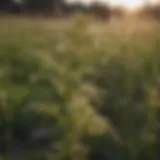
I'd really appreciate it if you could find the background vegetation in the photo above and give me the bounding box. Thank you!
[0,0,160,160]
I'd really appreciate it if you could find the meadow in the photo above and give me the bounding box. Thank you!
[0,15,160,160]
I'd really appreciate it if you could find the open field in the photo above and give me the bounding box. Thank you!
[0,15,159,57]
[0,15,160,160]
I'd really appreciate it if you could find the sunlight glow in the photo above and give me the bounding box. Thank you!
[67,0,157,9]
[109,0,145,8]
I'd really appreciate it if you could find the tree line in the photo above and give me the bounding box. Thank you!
[0,0,160,20]
[0,0,111,20]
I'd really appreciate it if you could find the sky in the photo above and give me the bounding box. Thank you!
[109,0,145,8]
[67,0,159,9]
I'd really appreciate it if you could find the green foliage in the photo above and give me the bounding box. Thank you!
[0,16,160,160]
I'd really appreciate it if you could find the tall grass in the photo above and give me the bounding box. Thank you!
[0,16,160,160]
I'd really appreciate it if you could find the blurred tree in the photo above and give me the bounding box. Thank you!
[137,4,160,20]
[111,7,126,19]
[24,0,66,15]
[0,0,11,10]
[89,2,111,21]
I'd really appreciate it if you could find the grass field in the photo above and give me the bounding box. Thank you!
[0,15,159,59]
[0,15,160,160]
[0,16,160,50]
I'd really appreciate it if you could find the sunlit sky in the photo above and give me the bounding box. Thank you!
[67,0,159,9]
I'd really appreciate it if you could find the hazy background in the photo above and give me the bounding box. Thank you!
[0,0,160,160]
